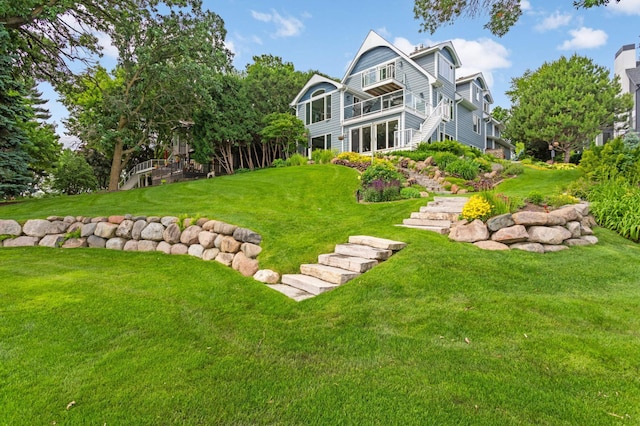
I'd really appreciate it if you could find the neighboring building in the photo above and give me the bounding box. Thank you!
[614,43,640,136]
[290,31,514,159]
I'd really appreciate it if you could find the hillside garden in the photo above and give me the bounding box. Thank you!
[1,158,639,424]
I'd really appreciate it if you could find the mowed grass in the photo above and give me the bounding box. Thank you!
[1,164,640,424]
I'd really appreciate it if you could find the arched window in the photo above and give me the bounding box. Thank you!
[305,89,332,125]
[311,89,325,97]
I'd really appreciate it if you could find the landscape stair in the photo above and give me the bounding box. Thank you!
[397,196,469,234]
[269,235,406,301]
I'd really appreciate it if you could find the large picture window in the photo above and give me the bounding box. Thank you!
[311,134,332,151]
[305,90,332,125]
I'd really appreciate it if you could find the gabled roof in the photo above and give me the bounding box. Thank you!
[456,72,494,103]
[627,67,640,87]
[290,74,344,107]
[410,41,462,68]
[341,30,437,86]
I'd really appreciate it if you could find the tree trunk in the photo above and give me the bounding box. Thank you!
[563,148,571,163]
[108,138,124,191]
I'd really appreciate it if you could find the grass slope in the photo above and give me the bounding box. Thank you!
[1,164,639,424]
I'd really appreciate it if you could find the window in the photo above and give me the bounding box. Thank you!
[305,91,332,125]
[375,120,398,150]
[473,84,480,102]
[473,115,481,134]
[438,54,454,82]
[311,134,332,151]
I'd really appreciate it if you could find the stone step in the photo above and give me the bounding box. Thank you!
[420,205,464,214]
[281,274,340,295]
[318,253,378,273]
[266,284,315,301]
[433,196,469,204]
[334,243,392,260]
[396,224,450,234]
[348,235,407,251]
[300,263,361,285]
[403,217,452,227]
[413,211,461,221]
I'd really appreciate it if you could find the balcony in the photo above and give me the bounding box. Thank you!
[344,89,429,122]
[361,62,403,96]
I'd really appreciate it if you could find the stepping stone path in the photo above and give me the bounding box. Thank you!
[397,196,468,235]
[400,167,448,193]
[268,235,406,301]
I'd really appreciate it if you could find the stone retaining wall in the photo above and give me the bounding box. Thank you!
[0,215,266,278]
[449,203,599,253]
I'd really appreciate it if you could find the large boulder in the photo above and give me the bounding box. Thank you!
[213,221,237,235]
[131,220,147,240]
[62,237,87,248]
[106,237,127,250]
[527,226,572,245]
[156,241,172,254]
[39,234,65,248]
[163,223,182,244]
[123,240,139,251]
[253,269,280,284]
[48,221,70,234]
[510,242,545,253]
[512,211,549,226]
[565,221,582,238]
[486,213,514,232]
[180,225,202,245]
[241,242,262,259]
[87,235,106,248]
[0,219,21,236]
[95,222,119,239]
[170,243,189,255]
[215,252,235,266]
[220,236,242,253]
[491,225,528,244]
[232,252,259,277]
[549,206,580,223]
[108,215,126,224]
[449,219,489,243]
[161,216,178,227]
[233,227,263,245]
[22,219,51,237]
[198,231,217,249]
[141,222,165,241]
[116,220,135,239]
[473,240,510,251]
[80,222,97,238]
[138,240,158,252]
[4,236,39,247]
[188,244,205,258]
[202,248,220,261]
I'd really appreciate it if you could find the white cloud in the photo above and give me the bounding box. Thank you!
[376,27,391,39]
[608,0,640,15]
[535,11,573,31]
[520,0,532,11]
[558,27,608,50]
[451,38,511,88]
[96,32,118,58]
[250,9,304,38]
[393,37,510,89]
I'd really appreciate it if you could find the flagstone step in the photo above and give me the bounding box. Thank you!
[396,224,450,234]
[318,253,378,273]
[412,211,461,221]
[348,235,406,251]
[300,263,361,285]
[403,218,452,227]
[281,274,340,295]
[420,205,465,214]
[266,284,315,301]
[334,243,392,260]
[433,196,469,204]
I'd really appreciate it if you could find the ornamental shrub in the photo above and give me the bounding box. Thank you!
[461,195,492,221]
[287,153,308,166]
[400,187,421,199]
[589,179,640,242]
[311,149,335,164]
[361,162,403,186]
[336,151,371,163]
[362,179,401,202]
[433,152,459,169]
[526,191,545,205]
[503,162,525,176]
[271,158,286,167]
[545,193,580,208]
[445,158,479,180]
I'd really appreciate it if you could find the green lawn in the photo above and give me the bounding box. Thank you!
[1,164,639,424]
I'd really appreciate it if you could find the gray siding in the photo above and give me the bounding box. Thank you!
[412,55,436,76]
[405,112,423,131]
[351,46,398,74]
[456,106,484,150]
[303,90,342,149]
[440,47,455,63]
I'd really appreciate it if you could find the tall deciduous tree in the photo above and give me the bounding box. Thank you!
[506,55,633,162]
[0,28,33,199]
[413,0,620,36]
[259,113,307,163]
[51,148,98,194]
[61,6,231,190]
[192,73,257,175]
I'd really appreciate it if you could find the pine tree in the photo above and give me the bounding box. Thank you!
[0,28,33,199]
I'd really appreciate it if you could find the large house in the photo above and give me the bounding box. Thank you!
[290,31,513,159]
[614,43,640,136]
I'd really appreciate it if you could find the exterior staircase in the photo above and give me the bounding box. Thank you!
[268,235,406,301]
[397,196,468,234]
[407,98,451,149]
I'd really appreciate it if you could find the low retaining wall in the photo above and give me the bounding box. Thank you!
[449,203,599,253]
[0,215,267,278]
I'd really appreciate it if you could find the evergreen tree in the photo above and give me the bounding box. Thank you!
[0,28,33,199]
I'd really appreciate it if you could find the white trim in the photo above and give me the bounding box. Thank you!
[290,74,343,107]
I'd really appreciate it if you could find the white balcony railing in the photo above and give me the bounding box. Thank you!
[344,89,429,121]
[361,62,396,88]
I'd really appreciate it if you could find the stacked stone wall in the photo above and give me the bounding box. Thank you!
[0,215,264,277]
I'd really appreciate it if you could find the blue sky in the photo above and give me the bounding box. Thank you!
[44,0,640,147]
